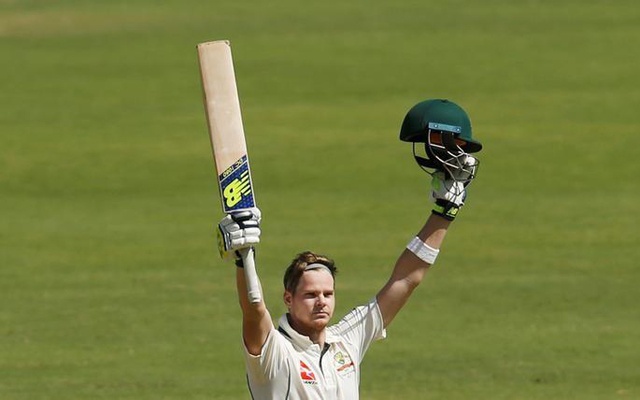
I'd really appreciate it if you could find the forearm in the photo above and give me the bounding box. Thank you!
[236,267,273,355]
[417,213,451,250]
[377,213,451,327]
[394,213,451,286]
[236,267,267,320]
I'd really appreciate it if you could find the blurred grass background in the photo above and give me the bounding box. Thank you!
[1,0,639,399]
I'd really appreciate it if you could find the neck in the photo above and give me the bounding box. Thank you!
[287,314,326,347]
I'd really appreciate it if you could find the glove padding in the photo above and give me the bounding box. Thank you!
[430,155,478,221]
[217,207,261,265]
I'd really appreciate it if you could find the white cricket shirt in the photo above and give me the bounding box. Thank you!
[243,298,386,399]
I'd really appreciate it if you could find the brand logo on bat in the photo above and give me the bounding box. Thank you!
[219,155,255,212]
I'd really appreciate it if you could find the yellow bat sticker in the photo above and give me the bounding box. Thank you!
[219,155,255,212]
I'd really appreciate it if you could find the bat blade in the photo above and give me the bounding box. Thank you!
[197,40,256,214]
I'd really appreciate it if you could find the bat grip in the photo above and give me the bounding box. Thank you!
[240,247,262,303]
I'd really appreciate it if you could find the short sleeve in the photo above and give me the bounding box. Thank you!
[243,328,288,383]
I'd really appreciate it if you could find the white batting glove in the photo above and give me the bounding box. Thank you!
[431,171,465,204]
[431,155,478,220]
[217,207,261,265]
[446,154,479,183]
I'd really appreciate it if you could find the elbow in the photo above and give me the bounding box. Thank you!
[385,274,421,296]
[402,268,428,291]
[403,275,421,292]
[241,300,268,323]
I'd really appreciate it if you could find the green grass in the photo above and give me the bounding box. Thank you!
[1,0,639,398]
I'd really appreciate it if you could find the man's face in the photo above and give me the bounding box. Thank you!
[284,269,335,336]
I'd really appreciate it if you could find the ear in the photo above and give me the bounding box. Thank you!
[283,291,293,309]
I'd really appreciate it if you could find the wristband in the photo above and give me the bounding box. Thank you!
[406,236,440,265]
[432,199,460,221]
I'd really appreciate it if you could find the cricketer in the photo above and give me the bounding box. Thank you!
[217,99,483,399]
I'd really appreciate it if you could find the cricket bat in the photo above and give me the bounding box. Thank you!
[197,40,261,303]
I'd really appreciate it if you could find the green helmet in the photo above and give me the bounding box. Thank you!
[400,99,482,181]
[399,99,482,153]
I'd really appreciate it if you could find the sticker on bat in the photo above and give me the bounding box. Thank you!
[219,155,255,212]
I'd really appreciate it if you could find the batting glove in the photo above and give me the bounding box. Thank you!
[444,154,479,183]
[430,155,479,221]
[217,207,261,266]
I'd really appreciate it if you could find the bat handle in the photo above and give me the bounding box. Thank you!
[239,247,262,304]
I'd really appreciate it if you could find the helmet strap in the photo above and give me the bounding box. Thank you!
[412,142,437,175]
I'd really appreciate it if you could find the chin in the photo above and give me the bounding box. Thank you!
[311,315,331,328]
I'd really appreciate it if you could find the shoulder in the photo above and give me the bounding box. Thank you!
[328,298,384,336]
[244,327,298,383]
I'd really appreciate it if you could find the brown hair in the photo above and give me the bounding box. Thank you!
[283,251,337,294]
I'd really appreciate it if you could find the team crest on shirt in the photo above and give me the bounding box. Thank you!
[299,361,317,385]
[333,351,355,376]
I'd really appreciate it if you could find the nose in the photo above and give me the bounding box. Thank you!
[316,294,327,307]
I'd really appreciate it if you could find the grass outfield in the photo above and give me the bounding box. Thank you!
[1,1,639,399]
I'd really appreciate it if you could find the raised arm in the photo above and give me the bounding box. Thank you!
[236,262,273,355]
[376,156,477,328]
[218,209,273,355]
[376,214,450,328]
